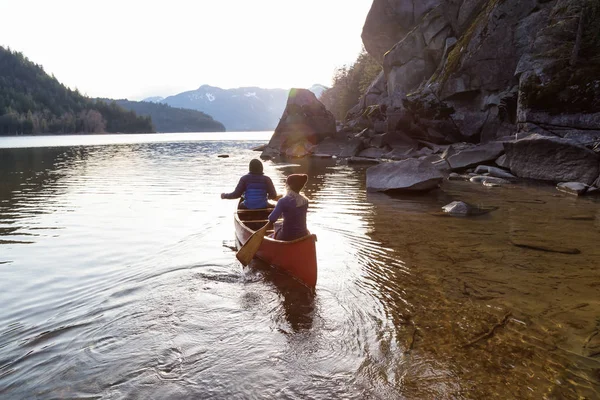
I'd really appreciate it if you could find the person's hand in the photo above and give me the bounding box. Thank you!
[275,194,283,200]
[220,193,226,199]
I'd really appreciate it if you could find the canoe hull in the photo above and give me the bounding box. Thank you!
[234,211,317,288]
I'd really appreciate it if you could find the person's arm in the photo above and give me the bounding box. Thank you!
[221,176,246,199]
[268,198,285,223]
[266,176,278,200]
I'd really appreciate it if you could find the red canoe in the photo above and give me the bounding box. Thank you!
[234,207,318,288]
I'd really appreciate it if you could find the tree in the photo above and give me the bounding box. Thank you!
[320,48,382,122]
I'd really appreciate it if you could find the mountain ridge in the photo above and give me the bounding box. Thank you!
[142,84,328,132]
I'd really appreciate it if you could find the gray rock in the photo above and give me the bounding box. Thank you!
[442,201,470,216]
[358,147,389,159]
[556,182,589,196]
[504,134,600,185]
[311,138,346,157]
[260,146,280,160]
[251,144,267,152]
[483,181,501,188]
[431,158,451,173]
[448,173,470,181]
[366,158,443,192]
[470,176,510,185]
[339,138,366,158]
[495,154,510,169]
[262,88,335,159]
[383,146,415,160]
[447,142,505,170]
[348,157,381,165]
[474,165,516,180]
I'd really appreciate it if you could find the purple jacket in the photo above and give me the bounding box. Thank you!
[268,196,308,241]
[223,173,277,209]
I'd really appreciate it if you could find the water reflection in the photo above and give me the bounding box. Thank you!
[0,136,599,399]
[249,258,316,333]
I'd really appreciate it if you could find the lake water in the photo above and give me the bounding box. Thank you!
[1,132,599,399]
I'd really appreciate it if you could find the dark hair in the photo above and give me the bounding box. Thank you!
[249,159,263,174]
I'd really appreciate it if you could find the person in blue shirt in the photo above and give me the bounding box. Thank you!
[221,159,279,209]
[265,174,309,241]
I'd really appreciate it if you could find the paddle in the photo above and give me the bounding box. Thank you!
[236,222,270,266]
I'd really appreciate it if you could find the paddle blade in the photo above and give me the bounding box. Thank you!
[236,224,269,266]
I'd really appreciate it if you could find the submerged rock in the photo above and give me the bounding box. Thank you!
[441,201,498,216]
[556,182,589,196]
[366,158,443,192]
[470,176,510,185]
[442,201,470,216]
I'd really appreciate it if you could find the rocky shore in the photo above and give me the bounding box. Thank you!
[261,0,600,200]
[260,88,600,199]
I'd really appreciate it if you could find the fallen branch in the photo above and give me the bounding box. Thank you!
[463,312,512,348]
[405,327,419,353]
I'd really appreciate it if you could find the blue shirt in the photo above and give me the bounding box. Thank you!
[268,195,309,241]
[223,173,277,209]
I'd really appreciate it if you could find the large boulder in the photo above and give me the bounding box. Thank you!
[504,134,600,185]
[261,88,336,158]
[366,158,444,192]
[446,142,505,170]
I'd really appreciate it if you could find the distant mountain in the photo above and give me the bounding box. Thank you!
[144,84,328,132]
[0,46,153,135]
[142,96,164,103]
[309,84,328,99]
[155,85,287,131]
[113,100,225,133]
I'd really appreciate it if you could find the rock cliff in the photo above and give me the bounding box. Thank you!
[353,0,599,145]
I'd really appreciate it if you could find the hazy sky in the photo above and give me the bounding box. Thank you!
[0,0,373,100]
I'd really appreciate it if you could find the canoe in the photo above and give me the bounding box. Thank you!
[234,207,318,288]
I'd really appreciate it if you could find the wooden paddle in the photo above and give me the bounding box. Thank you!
[236,222,270,266]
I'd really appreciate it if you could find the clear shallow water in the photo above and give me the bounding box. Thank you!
[0,133,599,399]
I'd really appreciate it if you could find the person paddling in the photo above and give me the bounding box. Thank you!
[265,174,309,241]
[221,159,279,209]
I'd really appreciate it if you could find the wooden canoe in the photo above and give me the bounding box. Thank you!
[234,207,318,288]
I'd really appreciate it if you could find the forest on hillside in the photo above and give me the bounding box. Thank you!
[114,100,226,132]
[0,46,154,135]
[320,49,382,122]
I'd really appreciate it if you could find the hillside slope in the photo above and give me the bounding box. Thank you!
[0,46,153,135]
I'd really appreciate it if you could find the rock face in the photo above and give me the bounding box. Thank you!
[366,158,444,192]
[350,0,600,152]
[504,134,600,185]
[261,89,336,158]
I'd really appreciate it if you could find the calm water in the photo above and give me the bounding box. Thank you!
[1,133,599,399]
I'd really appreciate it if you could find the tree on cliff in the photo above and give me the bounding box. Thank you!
[320,49,381,121]
[0,46,154,135]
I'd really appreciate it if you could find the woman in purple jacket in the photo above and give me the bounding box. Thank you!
[266,174,309,241]
[221,159,278,209]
